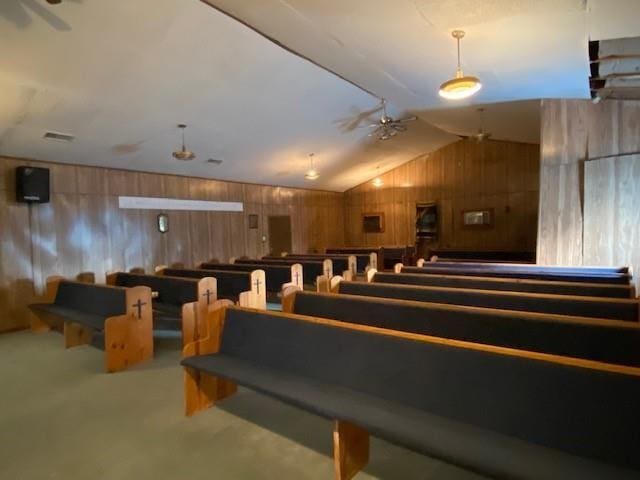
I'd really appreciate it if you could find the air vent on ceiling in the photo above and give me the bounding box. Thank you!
[43,131,75,142]
[207,158,223,165]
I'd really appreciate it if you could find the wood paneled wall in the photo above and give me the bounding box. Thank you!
[538,99,640,290]
[343,139,540,252]
[0,157,344,332]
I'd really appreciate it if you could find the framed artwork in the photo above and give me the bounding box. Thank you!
[462,209,493,228]
[362,212,385,233]
[248,214,259,229]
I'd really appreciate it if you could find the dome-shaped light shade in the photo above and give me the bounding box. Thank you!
[305,169,319,180]
[439,75,482,100]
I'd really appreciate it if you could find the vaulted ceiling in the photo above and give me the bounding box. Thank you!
[0,0,638,191]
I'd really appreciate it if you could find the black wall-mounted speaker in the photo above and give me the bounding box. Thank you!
[16,166,50,204]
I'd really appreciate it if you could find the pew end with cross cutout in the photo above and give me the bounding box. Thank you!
[182,301,237,416]
[29,279,154,373]
[107,272,219,346]
[237,270,267,310]
[29,275,66,333]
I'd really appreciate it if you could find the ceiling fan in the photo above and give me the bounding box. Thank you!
[367,99,417,140]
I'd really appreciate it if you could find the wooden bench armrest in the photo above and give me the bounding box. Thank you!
[182,298,232,348]
[103,286,153,373]
[30,275,65,333]
[365,268,377,283]
[282,285,300,313]
[182,304,236,416]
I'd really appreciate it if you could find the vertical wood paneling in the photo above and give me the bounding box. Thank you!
[538,99,640,273]
[344,139,540,252]
[584,155,640,292]
[0,156,345,332]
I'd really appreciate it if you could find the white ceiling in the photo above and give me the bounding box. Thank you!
[1,1,638,191]
[0,0,456,191]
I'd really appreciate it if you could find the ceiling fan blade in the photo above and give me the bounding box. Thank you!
[392,124,407,131]
[398,116,418,123]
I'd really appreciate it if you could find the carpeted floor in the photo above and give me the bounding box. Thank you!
[0,330,488,480]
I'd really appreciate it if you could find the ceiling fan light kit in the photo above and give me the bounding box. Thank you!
[439,30,482,100]
[368,99,417,141]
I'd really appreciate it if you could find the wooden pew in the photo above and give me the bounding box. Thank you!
[325,277,640,321]
[158,267,266,310]
[200,262,303,297]
[398,263,632,284]
[369,270,636,299]
[295,252,373,273]
[327,246,414,270]
[234,257,332,286]
[427,248,536,263]
[265,254,357,277]
[29,278,153,372]
[182,305,640,480]
[417,258,630,275]
[283,289,640,367]
[106,272,224,344]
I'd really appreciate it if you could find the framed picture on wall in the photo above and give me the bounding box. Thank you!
[362,212,385,233]
[462,209,493,228]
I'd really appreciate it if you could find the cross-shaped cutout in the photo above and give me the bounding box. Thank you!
[254,277,262,294]
[132,299,146,319]
[202,289,213,305]
[324,268,331,278]
[293,271,301,286]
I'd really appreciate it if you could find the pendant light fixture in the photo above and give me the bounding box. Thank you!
[304,153,319,180]
[470,107,491,142]
[371,166,383,188]
[172,124,196,161]
[439,30,482,100]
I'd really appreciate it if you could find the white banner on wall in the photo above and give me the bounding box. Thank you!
[118,196,243,212]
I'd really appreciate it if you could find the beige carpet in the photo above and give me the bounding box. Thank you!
[0,330,487,480]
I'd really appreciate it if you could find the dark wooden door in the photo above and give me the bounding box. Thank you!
[268,215,292,256]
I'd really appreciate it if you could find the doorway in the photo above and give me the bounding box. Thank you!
[268,215,292,256]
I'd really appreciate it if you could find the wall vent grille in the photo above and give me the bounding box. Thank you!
[43,131,75,142]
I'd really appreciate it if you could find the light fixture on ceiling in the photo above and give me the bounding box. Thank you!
[368,99,417,141]
[304,153,319,180]
[470,107,491,142]
[439,30,482,101]
[172,124,196,161]
[371,166,383,188]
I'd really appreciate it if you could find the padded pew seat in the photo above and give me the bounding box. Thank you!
[183,308,640,479]
[290,291,640,366]
[29,304,107,331]
[235,258,326,284]
[162,268,250,300]
[201,262,294,293]
[401,265,631,284]
[30,280,127,342]
[110,272,203,331]
[339,281,639,321]
[375,272,634,298]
